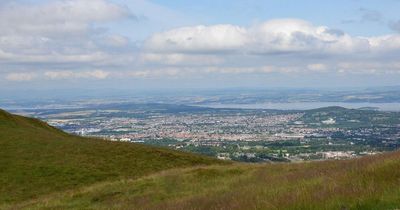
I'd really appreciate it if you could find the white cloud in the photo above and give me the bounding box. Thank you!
[0,51,121,64]
[139,18,400,77]
[337,62,400,74]
[129,68,184,78]
[307,63,328,72]
[203,66,302,74]
[127,65,313,78]
[5,72,36,81]
[44,70,110,80]
[140,53,223,65]
[249,19,332,53]
[81,70,110,79]
[0,0,133,71]
[144,18,399,56]
[367,35,400,53]
[44,71,75,80]
[144,24,248,53]
[0,0,130,37]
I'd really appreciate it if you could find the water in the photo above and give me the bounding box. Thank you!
[199,102,400,111]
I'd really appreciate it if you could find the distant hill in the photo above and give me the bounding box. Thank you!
[0,109,223,205]
[301,106,400,128]
[2,109,400,210]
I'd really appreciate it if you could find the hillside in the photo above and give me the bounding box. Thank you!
[2,110,400,210]
[0,109,223,205]
[301,106,400,128]
[14,150,400,210]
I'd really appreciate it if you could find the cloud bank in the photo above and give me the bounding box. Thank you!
[0,0,134,70]
[0,0,400,86]
[144,18,400,56]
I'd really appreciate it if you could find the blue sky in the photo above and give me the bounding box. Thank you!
[162,1,389,30]
[1,0,400,92]
[113,0,400,36]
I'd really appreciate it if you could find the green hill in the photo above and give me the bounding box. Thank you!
[2,110,400,210]
[0,109,223,205]
[301,106,400,128]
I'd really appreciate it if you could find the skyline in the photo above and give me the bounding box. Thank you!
[1,0,400,91]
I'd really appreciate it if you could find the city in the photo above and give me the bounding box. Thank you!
[14,103,398,162]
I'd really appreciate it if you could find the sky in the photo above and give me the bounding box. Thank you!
[1,0,400,93]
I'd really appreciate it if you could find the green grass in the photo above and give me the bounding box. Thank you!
[15,152,400,210]
[2,109,400,210]
[0,109,224,205]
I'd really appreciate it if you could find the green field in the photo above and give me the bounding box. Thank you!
[1,109,400,210]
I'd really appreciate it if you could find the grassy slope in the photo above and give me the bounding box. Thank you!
[0,110,224,205]
[17,151,400,210]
